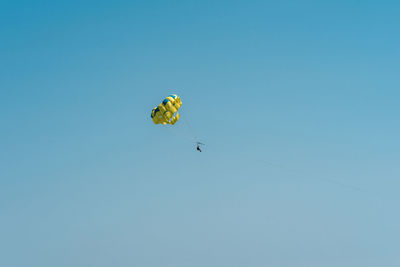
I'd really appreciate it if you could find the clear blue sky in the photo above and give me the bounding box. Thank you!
[1,1,399,266]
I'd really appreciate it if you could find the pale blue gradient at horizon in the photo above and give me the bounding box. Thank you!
[1,0,400,266]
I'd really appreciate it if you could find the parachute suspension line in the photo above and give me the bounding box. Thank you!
[165,123,193,143]
[181,114,200,144]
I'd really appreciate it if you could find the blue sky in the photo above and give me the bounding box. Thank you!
[1,1,400,266]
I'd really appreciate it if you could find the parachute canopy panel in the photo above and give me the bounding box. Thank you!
[151,94,182,125]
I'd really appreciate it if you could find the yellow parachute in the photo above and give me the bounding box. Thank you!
[151,94,182,125]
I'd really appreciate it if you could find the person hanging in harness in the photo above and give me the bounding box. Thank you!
[196,142,204,152]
